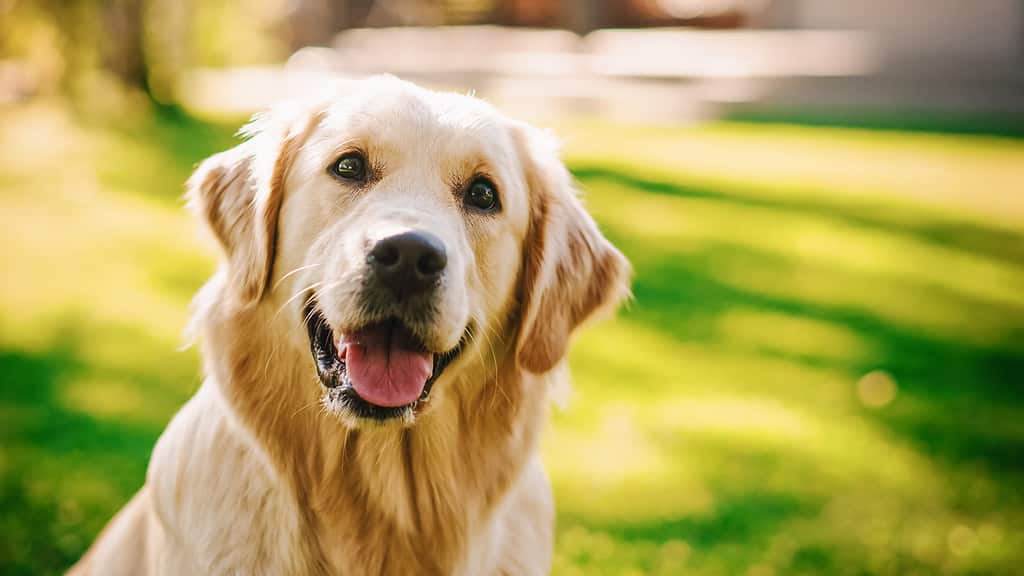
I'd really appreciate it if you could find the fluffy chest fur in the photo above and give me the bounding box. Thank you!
[147,305,553,576]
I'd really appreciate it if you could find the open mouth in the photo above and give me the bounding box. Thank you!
[304,299,466,420]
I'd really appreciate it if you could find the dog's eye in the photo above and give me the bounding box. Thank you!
[465,178,500,213]
[330,153,366,181]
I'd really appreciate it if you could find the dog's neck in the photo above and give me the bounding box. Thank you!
[198,297,549,574]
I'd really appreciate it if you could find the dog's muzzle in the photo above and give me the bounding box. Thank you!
[303,230,467,421]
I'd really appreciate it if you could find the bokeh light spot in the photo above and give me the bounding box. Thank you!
[857,370,897,409]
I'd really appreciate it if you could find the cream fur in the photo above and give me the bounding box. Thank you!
[69,76,629,576]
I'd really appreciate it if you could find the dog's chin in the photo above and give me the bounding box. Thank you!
[304,300,468,426]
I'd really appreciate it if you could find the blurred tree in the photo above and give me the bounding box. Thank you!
[100,0,149,93]
[567,0,598,33]
[2,0,286,109]
[34,0,100,96]
[365,0,444,26]
[495,0,566,28]
[27,0,163,108]
[286,0,336,50]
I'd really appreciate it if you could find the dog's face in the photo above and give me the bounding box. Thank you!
[189,77,629,427]
[278,80,531,421]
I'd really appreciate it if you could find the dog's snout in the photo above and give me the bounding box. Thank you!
[368,231,447,297]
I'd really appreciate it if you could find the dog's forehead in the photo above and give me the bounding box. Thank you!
[317,81,513,160]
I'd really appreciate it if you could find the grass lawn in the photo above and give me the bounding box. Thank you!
[1,101,1022,575]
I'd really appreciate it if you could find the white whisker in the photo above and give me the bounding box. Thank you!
[274,280,323,321]
[291,396,325,419]
[272,263,322,291]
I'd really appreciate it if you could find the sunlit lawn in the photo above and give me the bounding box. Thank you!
[2,102,1023,575]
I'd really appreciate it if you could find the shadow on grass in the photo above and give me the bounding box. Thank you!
[0,320,195,576]
[647,245,1022,475]
[558,491,822,574]
[724,107,1024,140]
[598,491,814,546]
[574,167,1024,482]
[572,165,1024,266]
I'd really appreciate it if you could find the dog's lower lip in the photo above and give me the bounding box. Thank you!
[303,299,468,419]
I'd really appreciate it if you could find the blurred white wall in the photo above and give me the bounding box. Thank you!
[745,0,1024,117]
[762,0,1023,69]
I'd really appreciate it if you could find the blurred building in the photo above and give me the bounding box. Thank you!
[184,0,1024,123]
[752,0,1024,117]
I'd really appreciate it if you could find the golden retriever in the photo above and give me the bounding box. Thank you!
[70,75,630,576]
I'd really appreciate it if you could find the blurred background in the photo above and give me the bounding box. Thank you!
[2,1,1023,574]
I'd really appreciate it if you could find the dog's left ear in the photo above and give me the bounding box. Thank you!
[512,124,632,374]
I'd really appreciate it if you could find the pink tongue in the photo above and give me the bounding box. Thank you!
[341,325,433,408]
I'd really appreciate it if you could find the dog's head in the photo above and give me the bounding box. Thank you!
[188,76,629,426]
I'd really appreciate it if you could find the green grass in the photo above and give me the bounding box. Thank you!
[2,102,1023,575]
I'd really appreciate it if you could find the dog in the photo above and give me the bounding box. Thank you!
[69,75,630,575]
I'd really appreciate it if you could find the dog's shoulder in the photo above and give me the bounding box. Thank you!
[147,381,314,574]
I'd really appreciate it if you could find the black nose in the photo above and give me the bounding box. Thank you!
[368,231,447,298]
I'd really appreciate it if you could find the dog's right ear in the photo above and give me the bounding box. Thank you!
[187,104,320,308]
[187,138,279,309]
